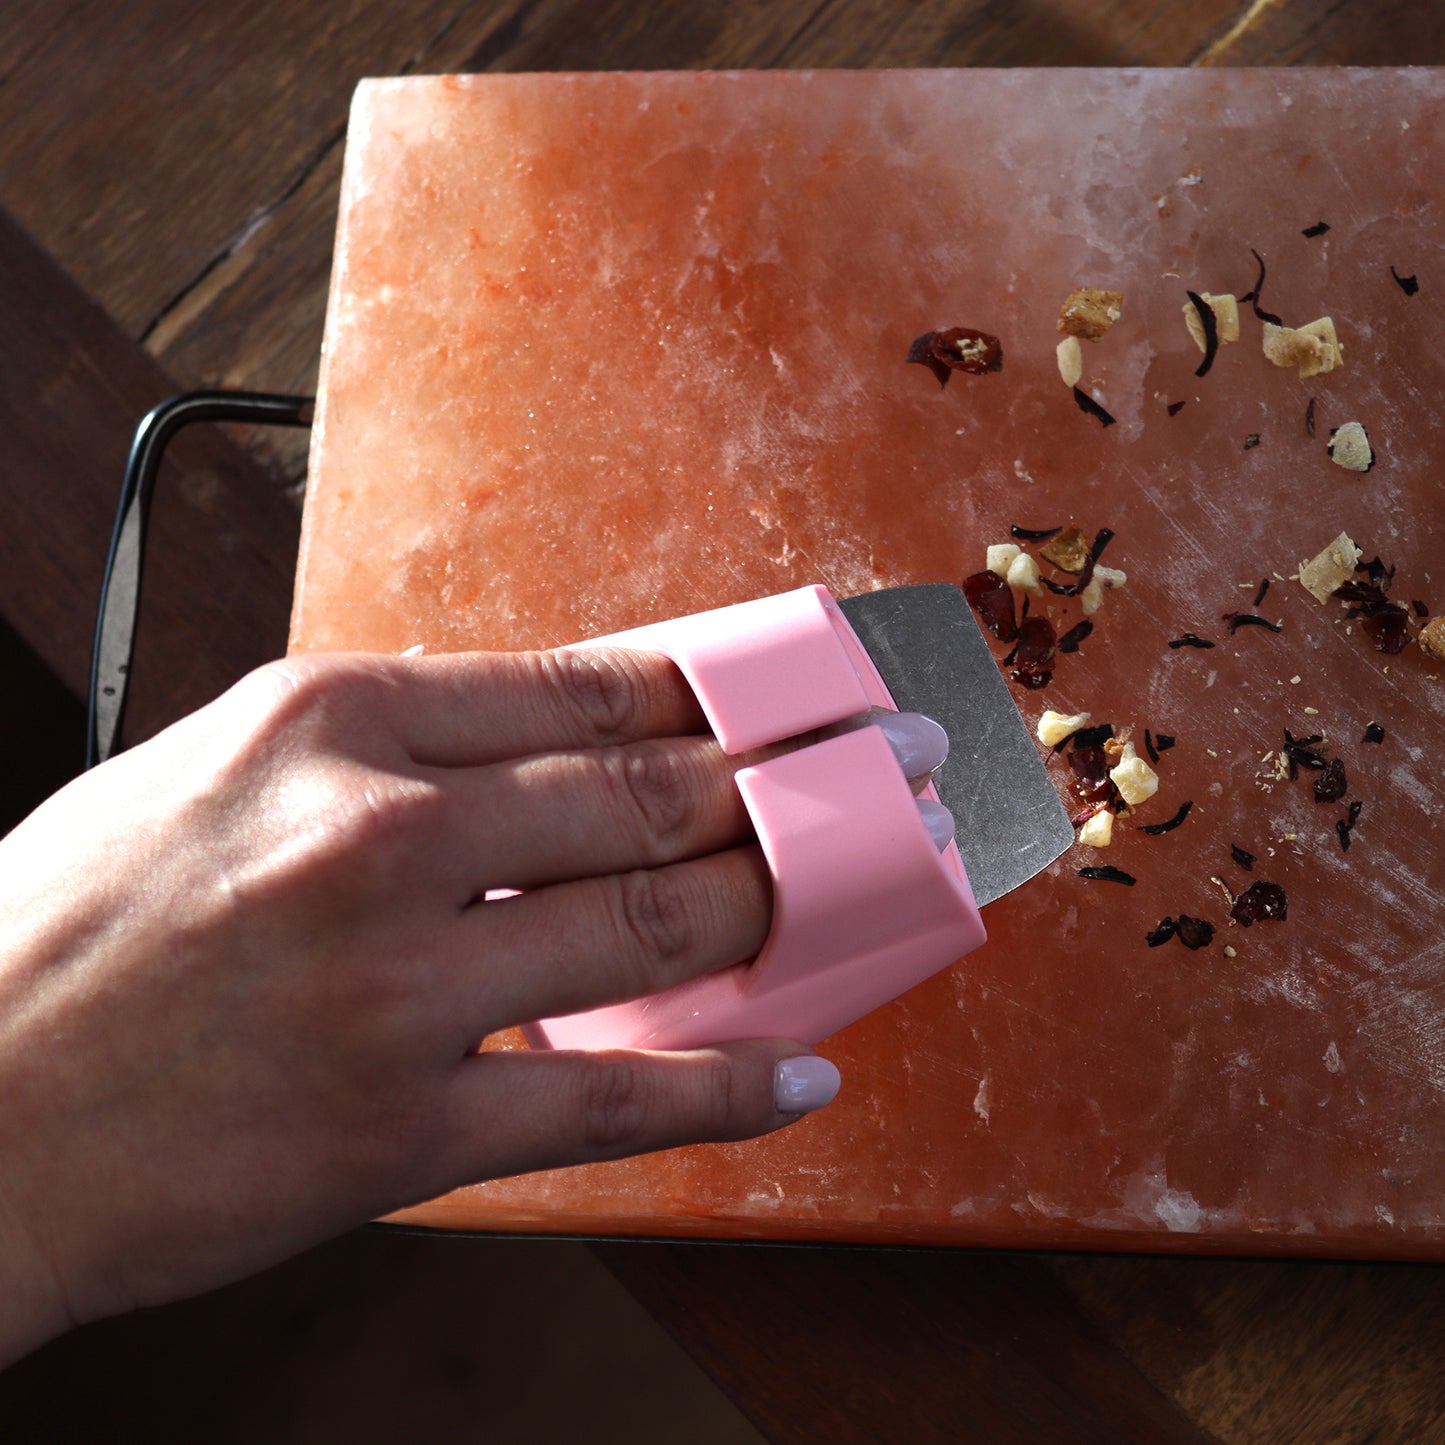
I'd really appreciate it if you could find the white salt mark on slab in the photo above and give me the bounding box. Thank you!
[973,1076,992,1125]
[1324,1040,1343,1073]
[1156,1188,1204,1233]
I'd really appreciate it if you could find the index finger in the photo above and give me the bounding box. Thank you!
[378,646,710,767]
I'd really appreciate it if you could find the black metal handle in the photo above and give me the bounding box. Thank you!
[87,390,314,769]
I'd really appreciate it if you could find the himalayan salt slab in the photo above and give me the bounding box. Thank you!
[293,70,1445,1257]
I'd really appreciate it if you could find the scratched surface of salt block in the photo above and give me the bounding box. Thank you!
[292,70,1445,1255]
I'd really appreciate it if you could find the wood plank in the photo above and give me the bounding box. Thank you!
[597,1243,1213,1444]
[0,1233,766,1444]
[1194,0,1445,65]
[0,0,466,337]
[1054,1254,1445,1440]
[777,0,1240,66]
[0,204,300,743]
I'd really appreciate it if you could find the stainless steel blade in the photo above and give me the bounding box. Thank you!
[839,584,1073,907]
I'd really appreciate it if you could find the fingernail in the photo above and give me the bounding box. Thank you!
[917,798,955,851]
[774,1056,842,1115]
[873,711,949,777]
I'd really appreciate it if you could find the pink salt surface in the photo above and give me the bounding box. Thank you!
[293,69,1445,1255]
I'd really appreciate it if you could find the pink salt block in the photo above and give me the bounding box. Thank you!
[294,70,1445,1256]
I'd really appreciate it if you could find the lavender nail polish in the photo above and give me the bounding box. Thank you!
[873,711,949,777]
[917,798,955,851]
[774,1056,842,1114]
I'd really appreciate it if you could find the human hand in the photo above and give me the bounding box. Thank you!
[0,646,848,1363]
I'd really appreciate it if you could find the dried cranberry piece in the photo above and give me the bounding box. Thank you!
[1313,757,1347,803]
[1009,616,1057,690]
[1361,609,1410,653]
[909,328,1003,385]
[1229,881,1288,926]
[963,570,1018,643]
[1176,916,1216,950]
[1069,746,1113,802]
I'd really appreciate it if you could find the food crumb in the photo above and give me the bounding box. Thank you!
[1224,945,1238,958]
[1109,742,1160,805]
[1059,287,1124,341]
[1037,709,1091,747]
[1328,421,1375,472]
[1005,551,1043,593]
[986,543,1021,578]
[1262,317,1344,378]
[1298,532,1363,603]
[1419,617,1445,663]
[1056,335,1083,387]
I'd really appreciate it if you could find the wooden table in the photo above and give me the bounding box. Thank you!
[2,4,1443,1440]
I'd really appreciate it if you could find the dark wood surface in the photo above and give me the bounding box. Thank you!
[2,3,1444,1440]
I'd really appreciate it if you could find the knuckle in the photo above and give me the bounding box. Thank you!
[577,1055,654,1154]
[545,648,648,743]
[223,654,382,758]
[613,867,696,978]
[691,1053,749,1139]
[602,744,692,858]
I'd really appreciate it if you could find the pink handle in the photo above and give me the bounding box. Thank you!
[522,586,986,1050]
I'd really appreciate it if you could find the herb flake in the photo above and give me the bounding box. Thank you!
[1390,265,1420,297]
[1186,289,1220,378]
[1073,386,1117,427]
[1140,800,1194,836]
[1246,247,1284,326]
[1078,865,1137,886]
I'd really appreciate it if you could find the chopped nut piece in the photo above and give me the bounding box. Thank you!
[1420,617,1445,663]
[1005,552,1043,593]
[1298,533,1362,602]
[1262,317,1343,378]
[1109,742,1160,806]
[1058,287,1124,342]
[1182,292,1241,351]
[1056,335,1083,388]
[1078,809,1115,847]
[1037,709,1092,747]
[1328,421,1374,472]
[1079,563,1128,615]
[986,543,1021,578]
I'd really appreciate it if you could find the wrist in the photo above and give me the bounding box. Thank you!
[0,1179,72,1368]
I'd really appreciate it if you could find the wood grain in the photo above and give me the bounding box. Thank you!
[0,205,299,742]
[0,0,462,336]
[598,1243,1214,1444]
[4,2,1445,1441]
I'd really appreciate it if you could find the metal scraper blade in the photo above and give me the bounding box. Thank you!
[838,583,1073,907]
